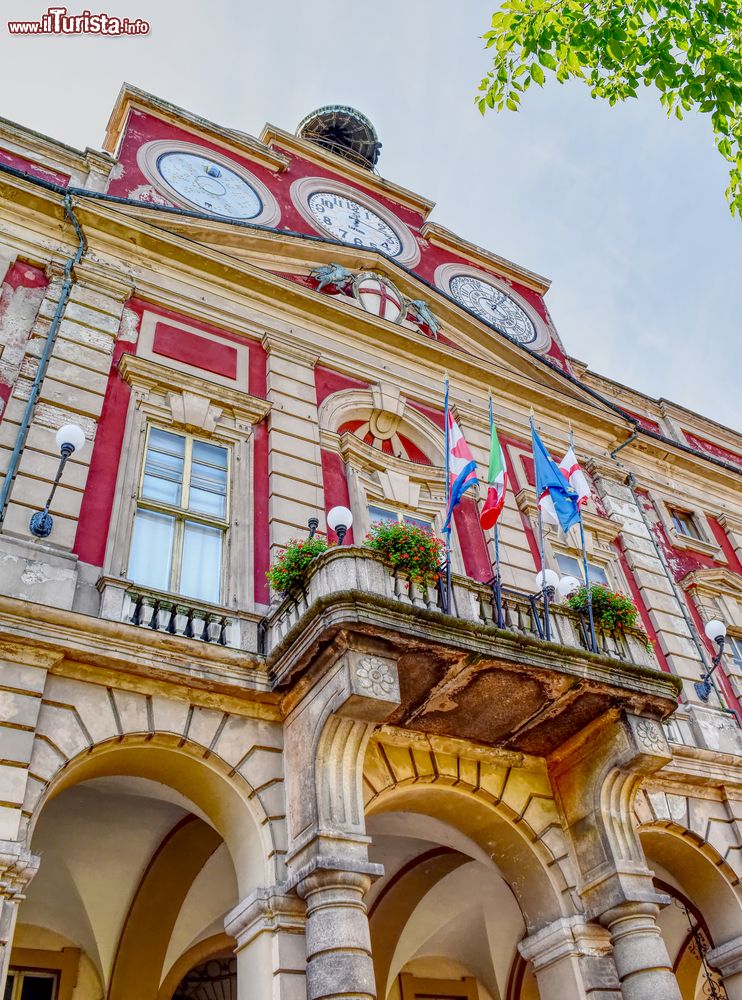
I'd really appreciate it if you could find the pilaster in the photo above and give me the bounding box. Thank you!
[518,915,620,998]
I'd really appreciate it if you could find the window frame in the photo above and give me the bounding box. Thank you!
[7,947,80,1000]
[669,507,702,541]
[554,551,612,589]
[6,969,59,1000]
[399,973,478,1000]
[367,502,434,530]
[129,424,231,602]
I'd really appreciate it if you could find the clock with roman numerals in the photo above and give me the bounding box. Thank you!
[306,191,402,256]
[291,177,420,266]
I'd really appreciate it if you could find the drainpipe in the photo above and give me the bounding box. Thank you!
[0,193,86,527]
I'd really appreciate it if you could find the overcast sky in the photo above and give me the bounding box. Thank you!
[1,0,739,430]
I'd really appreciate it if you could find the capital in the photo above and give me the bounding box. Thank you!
[0,842,40,901]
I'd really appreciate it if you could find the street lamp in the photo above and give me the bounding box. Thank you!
[694,619,728,702]
[557,575,581,601]
[535,568,559,641]
[29,423,86,538]
[327,505,353,545]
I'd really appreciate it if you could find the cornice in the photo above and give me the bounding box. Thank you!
[259,124,436,218]
[422,221,551,294]
[336,430,446,485]
[0,116,115,178]
[118,354,271,423]
[103,83,289,173]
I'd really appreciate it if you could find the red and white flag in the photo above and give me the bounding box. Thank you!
[539,446,590,525]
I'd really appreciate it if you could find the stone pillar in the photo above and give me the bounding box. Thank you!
[707,935,742,1000]
[550,712,681,1000]
[0,843,39,989]
[225,887,306,1000]
[282,638,401,1000]
[298,868,376,1000]
[599,902,678,1000]
[518,915,620,999]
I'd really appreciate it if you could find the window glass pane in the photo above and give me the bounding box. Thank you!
[555,554,582,580]
[189,440,228,518]
[403,515,432,529]
[588,562,610,587]
[180,521,223,603]
[368,505,397,524]
[671,509,701,539]
[20,974,56,1000]
[127,510,175,591]
[142,428,185,506]
[5,974,15,1000]
[727,636,742,666]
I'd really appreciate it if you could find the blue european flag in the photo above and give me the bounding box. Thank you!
[530,420,581,534]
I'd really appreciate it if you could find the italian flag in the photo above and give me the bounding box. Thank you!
[480,416,509,530]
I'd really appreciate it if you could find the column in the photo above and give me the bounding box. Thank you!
[519,915,621,999]
[707,935,742,1000]
[283,640,401,1000]
[550,712,682,1000]
[0,844,39,988]
[225,887,306,1000]
[599,902,679,1000]
[298,868,376,1000]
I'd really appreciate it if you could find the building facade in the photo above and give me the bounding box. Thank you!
[0,87,741,1000]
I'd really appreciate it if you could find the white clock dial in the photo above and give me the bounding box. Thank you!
[306,191,403,256]
[156,151,263,219]
[449,274,537,345]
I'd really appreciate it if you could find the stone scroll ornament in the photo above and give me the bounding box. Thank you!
[309,264,440,338]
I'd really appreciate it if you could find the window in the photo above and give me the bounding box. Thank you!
[726,635,742,670]
[670,508,702,540]
[5,971,58,1000]
[127,427,229,604]
[368,504,432,530]
[555,552,610,588]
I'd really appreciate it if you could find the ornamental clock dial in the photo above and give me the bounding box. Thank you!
[449,274,537,345]
[306,191,403,256]
[155,151,263,219]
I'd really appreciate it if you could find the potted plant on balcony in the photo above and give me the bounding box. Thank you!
[266,536,330,599]
[363,520,444,597]
[566,584,653,651]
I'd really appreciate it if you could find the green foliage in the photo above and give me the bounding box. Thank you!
[266,536,329,595]
[567,584,652,648]
[477,0,742,216]
[363,520,445,587]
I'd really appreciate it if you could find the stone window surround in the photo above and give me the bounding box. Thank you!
[102,353,270,612]
[650,491,725,561]
[318,384,468,572]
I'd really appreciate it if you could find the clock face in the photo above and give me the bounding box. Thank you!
[156,151,263,219]
[449,274,537,344]
[306,191,403,256]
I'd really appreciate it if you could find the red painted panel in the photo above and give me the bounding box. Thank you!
[0,262,48,423]
[73,340,134,566]
[153,322,238,379]
[0,148,70,186]
[314,366,368,406]
[709,517,742,574]
[320,448,354,544]
[4,261,48,289]
[407,399,444,431]
[614,540,671,674]
[126,298,267,398]
[454,497,492,583]
[253,419,269,605]
[624,410,662,434]
[683,430,742,470]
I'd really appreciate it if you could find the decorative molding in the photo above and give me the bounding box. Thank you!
[118,354,270,425]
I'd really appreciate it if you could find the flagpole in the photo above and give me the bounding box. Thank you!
[489,393,503,628]
[531,413,551,641]
[443,373,451,615]
[571,429,598,653]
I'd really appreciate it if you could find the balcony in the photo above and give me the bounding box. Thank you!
[263,547,680,754]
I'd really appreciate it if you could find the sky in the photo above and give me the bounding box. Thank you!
[1,0,740,430]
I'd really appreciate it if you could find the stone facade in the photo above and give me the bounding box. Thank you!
[0,87,739,999]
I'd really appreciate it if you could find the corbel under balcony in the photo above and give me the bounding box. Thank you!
[264,547,681,756]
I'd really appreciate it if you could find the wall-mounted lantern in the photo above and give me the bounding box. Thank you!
[694,619,728,702]
[29,423,86,538]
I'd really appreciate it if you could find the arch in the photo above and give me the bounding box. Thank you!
[365,757,574,931]
[108,815,223,1000]
[318,387,446,465]
[639,822,742,946]
[27,733,275,895]
[157,932,235,1000]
